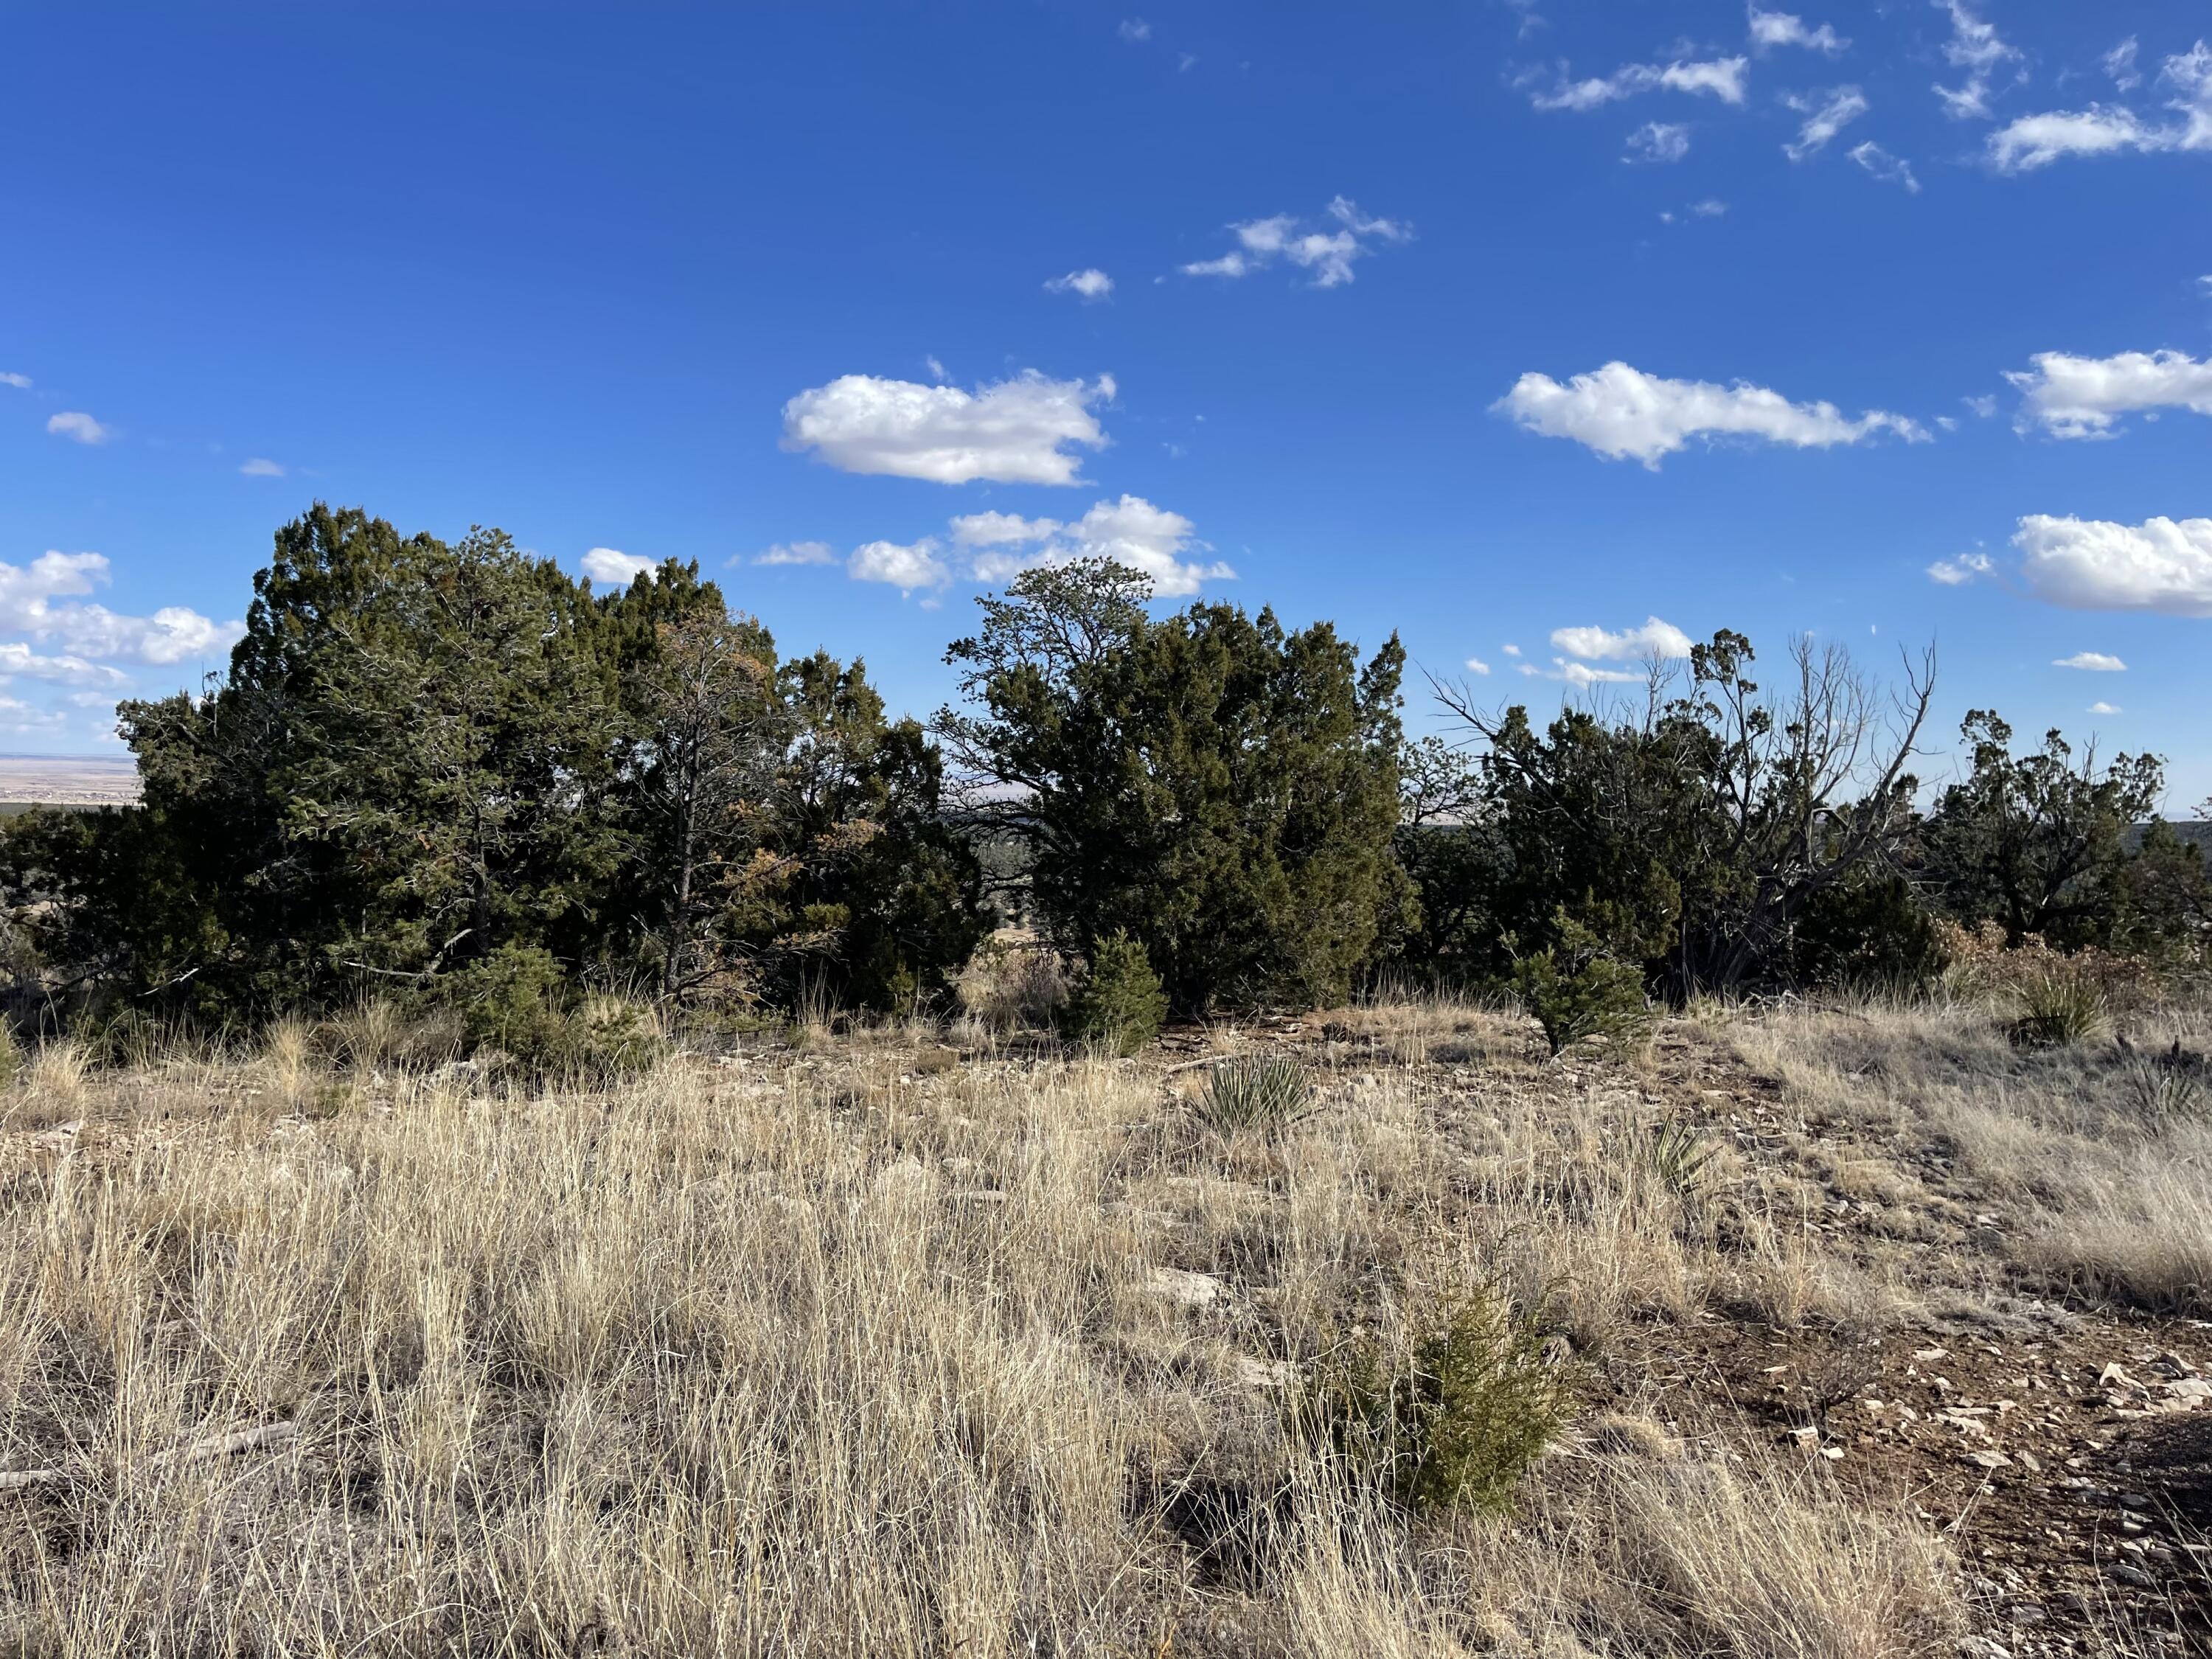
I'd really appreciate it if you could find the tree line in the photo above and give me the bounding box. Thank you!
[1,506,2205,1045]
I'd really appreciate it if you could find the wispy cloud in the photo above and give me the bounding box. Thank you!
[239,457,286,478]
[1044,268,1114,301]
[1530,55,1749,112]
[1748,7,1846,56]
[753,540,838,567]
[1624,121,1691,163]
[1849,141,1921,190]
[1931,0,2021,121]
[2053,651,2126,671]
[1180,197,1412,288]
[1783,86,1868,159]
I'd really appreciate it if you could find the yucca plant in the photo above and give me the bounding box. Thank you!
[2121,1052,2207,1127]
[2006,970,2109,1048]
[1196,1054,1315,1134]
[1641,1115,1719,1202]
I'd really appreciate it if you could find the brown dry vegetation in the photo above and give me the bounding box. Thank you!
[0,979,2207,1657]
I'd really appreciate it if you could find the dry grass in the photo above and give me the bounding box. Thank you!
[1723,994,2212,1317]
[21,985,2191,1653]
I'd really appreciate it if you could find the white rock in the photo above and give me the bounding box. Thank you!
[1144,1267,1226,1310]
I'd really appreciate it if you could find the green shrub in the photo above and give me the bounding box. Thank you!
[436,947,662,1080]
[1060,931,1167,1057]
[1791,874,1949,995]
[2006,969,2110,1048]
[1197,1054,1315,1134]
[1304,1287,1573,1517]
[1512,914,1651,1058]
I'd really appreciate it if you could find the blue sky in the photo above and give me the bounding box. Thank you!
[4,1,2210,804]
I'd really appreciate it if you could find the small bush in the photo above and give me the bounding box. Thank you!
[1305,1287,1574,1516]
[1197,1054,1315,1134]
[435,947,663,1080]
[2006,969,2110,1048]
[1512,914,1651,1058]
[1060,931,1167,1057]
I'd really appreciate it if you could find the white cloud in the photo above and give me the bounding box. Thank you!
[1520,658,1644,685]
[1927,551,1994,585]
[1117,18,1150,43]
[1464,657,1492,675]
[1501,643,1523,657]
[1749,7,1846,55]
[925,355,950,383]
[1178,52,1197,72]
[0,372,29,390]
[1990,107,2157,170]
[2014,515,2212,616]
[1180,198,1411,288]
[949,509,1061,547]
[1784,86,1868,159]
[0,643,130,687]
[781,369,1113,485]
[1625,121,1691,163]
[581,547,657,586]
[848,538,950,593]
[2053,651,2126,671]
[1531,55,1749,112]
[239,457,286,478]
[1963,393,1998,418]
[963,494,1233,597]
[1551,616,1694,660]
[2007,349,2212,439]
[1988,40,2212,170]
[1691,198,1728,217]
[1495,361,1927,467]
[754,540,838,566]
[2088,701,2122,714]
[1932,0,2021,121]
[0,550,234,665]
[1046,268,1114,301]
[2105,37,2141,93]
[1848,141,1921,190]
[47,411,111,445]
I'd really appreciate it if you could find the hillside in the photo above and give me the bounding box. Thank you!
[1,990,2205,1656]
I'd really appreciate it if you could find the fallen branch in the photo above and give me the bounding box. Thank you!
[0,1468,67,1493]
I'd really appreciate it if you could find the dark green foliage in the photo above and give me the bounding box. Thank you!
[1425,632,1933,1001]
[1197,1054,1315,1133]
[0,505,987,1029]
[1306,1287,1573,1516]
[1922,712,2163,950]
[2111,818,2212,966]
[941,559,1410,1015]
[1059,930,1167,1055]
[437,945,662,1079]
[1512,913,1651,1057]
[1790,874,1950,995]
